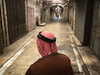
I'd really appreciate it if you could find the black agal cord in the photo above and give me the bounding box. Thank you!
[37,31,56,43]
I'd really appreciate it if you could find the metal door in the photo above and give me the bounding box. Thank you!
[90,0,100,59]
[75,0,87,44]
[0,19,3,54]
[0,6,3,53]
[5,0,26,44]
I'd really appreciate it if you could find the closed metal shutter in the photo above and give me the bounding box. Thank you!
[5,0,26,44]
[90,0,100,58]
[75,0,87,44]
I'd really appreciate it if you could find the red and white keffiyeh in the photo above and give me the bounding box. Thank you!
[36,31,58,57]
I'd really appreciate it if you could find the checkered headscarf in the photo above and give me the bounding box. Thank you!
[36,31,58,57]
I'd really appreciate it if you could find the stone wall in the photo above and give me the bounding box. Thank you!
[45,8,50,22]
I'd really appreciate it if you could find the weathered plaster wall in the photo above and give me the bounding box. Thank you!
[62,6,68,22]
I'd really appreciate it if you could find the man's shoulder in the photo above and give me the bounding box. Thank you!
[30,53,70,66]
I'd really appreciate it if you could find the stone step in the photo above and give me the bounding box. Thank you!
[77,46,100,75]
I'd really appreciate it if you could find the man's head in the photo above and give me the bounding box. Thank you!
[36,31,58,56]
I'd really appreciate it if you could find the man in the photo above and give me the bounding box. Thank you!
[25,31,74,75]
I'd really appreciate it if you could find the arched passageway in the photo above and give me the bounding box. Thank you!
[50,5,63,22]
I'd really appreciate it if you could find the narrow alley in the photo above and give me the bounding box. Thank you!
[0,0,100,75]
[1,22,82,75]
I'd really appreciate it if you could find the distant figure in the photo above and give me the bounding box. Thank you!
[25,31,74,75]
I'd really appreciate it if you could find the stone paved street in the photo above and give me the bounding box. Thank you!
[3,22,81,75]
